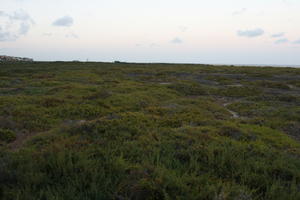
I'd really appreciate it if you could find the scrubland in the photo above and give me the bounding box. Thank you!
[0,62,300,199]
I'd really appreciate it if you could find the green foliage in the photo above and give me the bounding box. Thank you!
[253,80,290,89]
[168,81,208,96]
[0,62,300,199]
[0,129,16,143]
[216,86,262,97]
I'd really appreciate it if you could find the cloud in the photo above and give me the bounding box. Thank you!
[271,32,285,38]
[282,0,293,6]
[42,33,53,37]
[65,32,78,39]
[9,10,33,22]
[0,11,6,17]
[237,28,264,38]
[293,39,300,44]
[171,37,183,44]
[52,16,73,27]
[0,28,17,41]
[179,26,188,32]
[0,10,34,42]
[274,38,289,44]
[149,43,159,47]
[232,8,247,16]
[19,22,31,35]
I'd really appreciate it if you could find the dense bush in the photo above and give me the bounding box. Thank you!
[168,82,208,96]
[0,129,16,143]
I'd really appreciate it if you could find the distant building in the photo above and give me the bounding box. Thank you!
[0,55,34,62]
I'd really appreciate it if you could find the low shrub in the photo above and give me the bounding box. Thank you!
[0,129,16,143]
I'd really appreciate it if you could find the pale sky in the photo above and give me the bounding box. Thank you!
[1,0,300,65]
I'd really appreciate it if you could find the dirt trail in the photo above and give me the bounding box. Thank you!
[8,131,41,151]
[223,102,240,118]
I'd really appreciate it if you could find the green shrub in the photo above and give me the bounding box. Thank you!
[254,80,290,89]
[0,129,16,143]
[168,82,208,96]
[217,86,262,97]
[39,97,65,107]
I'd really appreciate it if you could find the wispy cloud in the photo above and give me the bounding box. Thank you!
[171,37,183,44]
[178,26,188,32]
[232,8,247,16]
[42,33,53,37]
[9,10,33,22]
[149,43,159,47]
[0,29,17,42]
[282,0,293,6]
[19,22,31,35]
[237,28,264,38]
[271,32,285,38]
[274,38,289,44]
[0,9,34,42]
[293,39,300,44]
[52,16,74,27]
[65,32,79,39]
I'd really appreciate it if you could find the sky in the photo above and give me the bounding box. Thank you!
[1,0,300,65]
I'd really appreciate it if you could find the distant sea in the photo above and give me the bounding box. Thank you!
[211,64,300,68]
[33,60,300,68]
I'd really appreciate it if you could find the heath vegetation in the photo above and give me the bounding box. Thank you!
[0,62,300,200]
